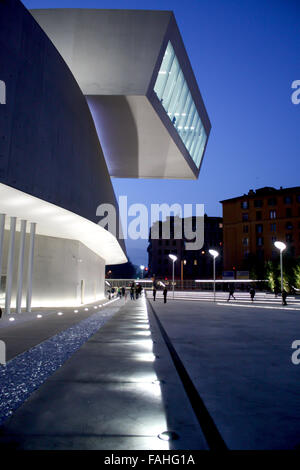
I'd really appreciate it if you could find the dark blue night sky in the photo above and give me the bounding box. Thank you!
[25,0,300,265]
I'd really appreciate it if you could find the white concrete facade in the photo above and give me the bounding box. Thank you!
[0,230,105,309]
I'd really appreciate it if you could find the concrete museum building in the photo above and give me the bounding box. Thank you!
[0,0,211,313]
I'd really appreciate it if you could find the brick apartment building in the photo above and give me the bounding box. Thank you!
[221,186,300,272]
[147,215,223,279]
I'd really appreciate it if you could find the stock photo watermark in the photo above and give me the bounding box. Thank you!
[291,80,300,105]
[0,340,6,365]
[291,340,300,365]
[96,197,204,250]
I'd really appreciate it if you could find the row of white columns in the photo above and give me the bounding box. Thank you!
[0,214,36,316]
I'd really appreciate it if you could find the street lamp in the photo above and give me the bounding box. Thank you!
[140,265,145,279]
[209,249,219,302]
[168,254,177,299]
[274,241,286,293]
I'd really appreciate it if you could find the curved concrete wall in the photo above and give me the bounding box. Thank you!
[0,0,123,245]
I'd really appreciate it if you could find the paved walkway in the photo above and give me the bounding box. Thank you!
[148,297,300,450]
[0,296,207,450]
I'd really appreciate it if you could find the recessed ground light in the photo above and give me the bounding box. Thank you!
[57,311,63,316]
[158,431,179,441]
[37,314,42,319]
[94,306,97,309]
[9,317,15,322]
[84,308,88,311]
[74,310,78,313]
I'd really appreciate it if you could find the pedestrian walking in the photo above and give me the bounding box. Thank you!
[130,284,135,300]
[163,286,167,304]
[153,284,157,301]
[282,289,287,305]
[250,287,255,302]
[137,284,142,299]
[227,284,236,301]
[121,286,125,297]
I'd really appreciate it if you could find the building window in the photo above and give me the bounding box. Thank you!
[241,201,249,209]
[194,259,197,266]
[256,211,262,221]
[286,234,293,242]
[243,225,249,233]
[286,208,292,217]
[270,210,276,219]
[242,213,249,221]
[254,199,263,208]
[268,197,277,206]
[270,223,276,232]
[154,41,207,169]
[256,224,263,233]
[242,237,249,246]
[284,196,292,204]
[256,237,264,246]
[286,222,293,230]
[219,223,223,228]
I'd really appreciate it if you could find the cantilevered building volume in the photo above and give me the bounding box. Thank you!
[30,8,211,179]
[0,0,211,312]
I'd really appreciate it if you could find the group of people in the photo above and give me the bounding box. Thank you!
[129,282,143,300]
[227,284,256,302]
[227,284,288,305]
[109,281,290,306]
[107,286,126,300]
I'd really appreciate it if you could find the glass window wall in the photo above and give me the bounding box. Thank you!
[154,41,207,168]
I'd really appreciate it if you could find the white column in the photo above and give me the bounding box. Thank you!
[0,214,5,289]
[5,217,17,315]
[26,222,36,313]
[16,220,27,314]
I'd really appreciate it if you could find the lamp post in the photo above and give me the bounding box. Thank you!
[209,249,219,302]
[168,254,177,299]
[274,241,286,293]
[140,265,145,279]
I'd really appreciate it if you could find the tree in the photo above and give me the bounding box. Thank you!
[266,256,300,293]
[293,264,300,290]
